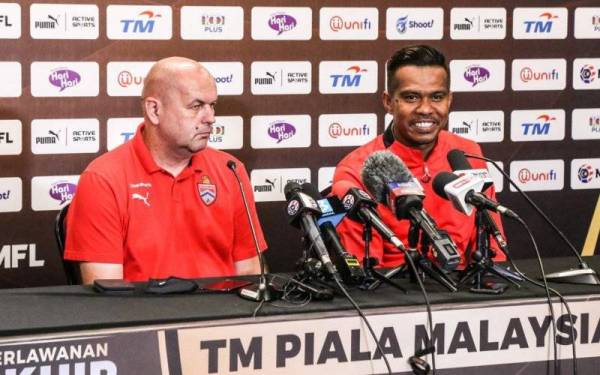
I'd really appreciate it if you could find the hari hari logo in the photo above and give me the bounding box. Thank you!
[464,65,490,87]
[268,13,297,35]
[49,68,81,92]
[268,121,296,143]
[49,181,76,204]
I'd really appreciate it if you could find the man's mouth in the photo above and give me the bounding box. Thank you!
[412,119,437,131]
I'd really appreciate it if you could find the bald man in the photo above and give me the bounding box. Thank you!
[64,57,266,283]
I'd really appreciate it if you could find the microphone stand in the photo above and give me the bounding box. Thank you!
[368,221,457,292]
[227,161,276,302]
[465,152,600,285]
[458,208,521,294]
[359,215,407,293]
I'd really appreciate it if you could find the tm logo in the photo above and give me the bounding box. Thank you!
[521,114,555,135]
[121,10,162,33]
[524,12,557,33]
[330,66,367,87]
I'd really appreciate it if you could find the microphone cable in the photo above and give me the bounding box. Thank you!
[464,153,586,266]
[512,215,560,374]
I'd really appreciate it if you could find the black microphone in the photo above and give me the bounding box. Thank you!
[361,151,461,271]
[284,182,341,282]
[432,171,519,219]
[300,183,365,285]
[447,149,493,191]
[332,180,408,252]
[226,160,276,302]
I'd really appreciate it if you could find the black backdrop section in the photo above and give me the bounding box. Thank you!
[0,0,598,287]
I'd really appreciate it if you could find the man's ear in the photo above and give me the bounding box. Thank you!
[143,97,160,125]
[382,91,393,114]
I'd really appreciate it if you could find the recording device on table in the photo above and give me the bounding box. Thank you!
[361,151,459,292]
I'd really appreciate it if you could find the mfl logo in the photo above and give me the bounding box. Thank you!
[0,244,45,269]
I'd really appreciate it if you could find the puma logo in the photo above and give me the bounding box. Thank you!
[132,192,150,207]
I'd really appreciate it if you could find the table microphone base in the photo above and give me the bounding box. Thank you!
[544,267,600,285]
[238,278,278,302]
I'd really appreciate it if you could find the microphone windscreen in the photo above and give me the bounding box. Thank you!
[447,149,471,171]
[300,182,323,201]
[284,181,302,200]
[361,151,412,203]
[432,172,459,200]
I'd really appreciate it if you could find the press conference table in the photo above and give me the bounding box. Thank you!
[1,257,600,374]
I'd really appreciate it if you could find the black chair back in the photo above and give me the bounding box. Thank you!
[54,203,80,284]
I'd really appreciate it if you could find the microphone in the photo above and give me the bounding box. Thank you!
[284,182,341,282]
[226,160,275,302]
[361,151,461,271]
[332,180,407,252]
[433,172,519,220]
[300,183,365,285]
[447,149,493,191]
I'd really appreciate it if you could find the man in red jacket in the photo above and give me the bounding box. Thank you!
[65,57,267,283]
[333,45,506,269]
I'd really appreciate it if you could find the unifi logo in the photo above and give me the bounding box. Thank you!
[35,130,60,144]
[328,122,370,138]
[268,121,296,143]
[329,15,372,32]
[519,66,560,82]
[518,168,557,183]
[49,68,81,92]
[580,64,597,84]
[117,70,143,88]
[255,71,277,85]
[35,14,59,29]
[521,114,555,135]
[121,10,162,33]
[464,65,490,87]
[524,12,557,33]
[202,14,225,32]
[578,164,600,183]
[49,181,77,204]
[330,66,367,87]
[454,17,475,31]
[268,13,296,35]
[254,178,277,192]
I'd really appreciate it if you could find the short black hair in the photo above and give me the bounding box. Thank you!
[386,45,449,94]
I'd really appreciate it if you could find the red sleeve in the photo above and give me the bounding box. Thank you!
[231,162,268,262]
[332,159,386,266]
[64,171,124,264]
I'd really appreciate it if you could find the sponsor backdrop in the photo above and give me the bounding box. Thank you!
[0,0,598,287]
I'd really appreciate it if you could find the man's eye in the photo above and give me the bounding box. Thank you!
[403,95,418,102]
[431,94,445,102]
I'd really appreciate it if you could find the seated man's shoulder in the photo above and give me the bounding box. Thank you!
[84,143,133,178]
[338,137,383,167]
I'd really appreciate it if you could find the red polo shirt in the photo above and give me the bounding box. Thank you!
[333,129,506,268]
[65,125,267,281]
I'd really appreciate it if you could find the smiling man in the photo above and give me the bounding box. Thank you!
[333,45,505,268]
[64,57,266,283]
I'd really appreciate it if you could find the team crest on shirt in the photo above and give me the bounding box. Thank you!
[198,175,217,206]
